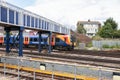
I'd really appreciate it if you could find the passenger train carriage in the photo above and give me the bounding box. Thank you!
[0,34,76,50]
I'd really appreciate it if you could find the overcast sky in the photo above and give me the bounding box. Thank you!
[6,0,120,30]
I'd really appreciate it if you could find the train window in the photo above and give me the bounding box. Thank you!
[41,39,43,42]
[34,38,38,42]
[56,38,60,42]
[26,37,28,41]
[4,37,6,41]
[64,38,67,42]
[44,38,47,42]
[52,38,54,42]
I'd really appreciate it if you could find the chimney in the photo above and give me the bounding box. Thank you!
[88,19,90,22]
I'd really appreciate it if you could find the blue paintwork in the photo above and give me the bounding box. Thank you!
[38,32,41,53]
[4,35,49,46]
[1,7,7,22]
[4,27,24,56]
[28,35,48,46]
[16,12,19,25]
[27,15,30,26]
[5,29,10,53]
[55,40,68,47]
[9,9,14,24]
[19,27,24,56]
[48,31,52,53]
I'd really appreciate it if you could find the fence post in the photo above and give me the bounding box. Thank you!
[52,64,54,80]
[74,63,77,80]
[4,58,6,77]
[99,66,102,80]
[18,59,20,80]
[34,70,36,80]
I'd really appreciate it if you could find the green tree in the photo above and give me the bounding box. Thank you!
[98,17,118,38]
[98,23,113,38]
[77,24,86,34]
[104,18,118,30]
[113,30,120,38]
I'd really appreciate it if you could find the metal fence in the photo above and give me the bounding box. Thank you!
[92,40,120,49]
[0,57,114,80]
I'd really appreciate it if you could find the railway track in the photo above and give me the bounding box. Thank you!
[52,49,120,58]
[27,53,120,69]
[0,47,120,69]
[0,46,120,58]
[0,66,74,80]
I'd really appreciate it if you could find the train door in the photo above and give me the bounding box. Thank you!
[24,37,29,45]
[51,36,55,46]
[0,36,4,45]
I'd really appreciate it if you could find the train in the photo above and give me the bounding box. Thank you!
[0,34,76,50]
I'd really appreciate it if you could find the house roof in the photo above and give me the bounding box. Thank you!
[77,20,101,25]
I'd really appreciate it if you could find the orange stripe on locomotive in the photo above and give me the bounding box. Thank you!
[55,35,72,45]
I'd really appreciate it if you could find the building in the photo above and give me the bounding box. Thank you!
[0,26,4,36]
[77,20,101,38]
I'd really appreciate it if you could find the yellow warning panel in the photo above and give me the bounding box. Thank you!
[0,63,97,80]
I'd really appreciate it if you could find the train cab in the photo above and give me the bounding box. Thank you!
[52,34,73,50]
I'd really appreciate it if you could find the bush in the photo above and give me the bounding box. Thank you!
[102,44,120,49]
[92,35,102,40]
[102,44,110,48]
[86,42,93,47]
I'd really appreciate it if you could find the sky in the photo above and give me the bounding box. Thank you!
[6,0,120,30]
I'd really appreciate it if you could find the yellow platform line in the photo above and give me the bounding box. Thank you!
[0,63,97,80]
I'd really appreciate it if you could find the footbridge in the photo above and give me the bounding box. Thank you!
[0,1,70,56]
